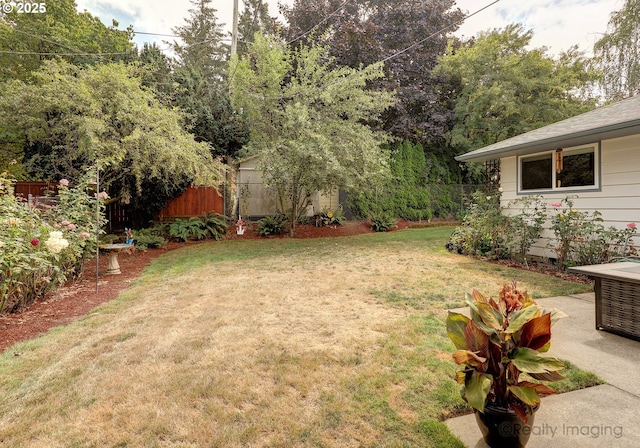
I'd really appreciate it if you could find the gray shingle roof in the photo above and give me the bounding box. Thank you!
[455,95,640,162]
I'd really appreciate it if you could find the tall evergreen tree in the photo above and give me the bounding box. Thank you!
[170,0,249,158]
[171,0,228,78]
[138,42,174,106]
[237,0,279,55]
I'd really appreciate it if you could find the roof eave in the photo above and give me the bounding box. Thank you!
[455,121,640,163]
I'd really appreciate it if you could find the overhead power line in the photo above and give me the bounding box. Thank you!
[381,0,502,63]
[0,50,131,56]
[286,0,351,45]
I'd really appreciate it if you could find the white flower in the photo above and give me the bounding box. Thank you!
[498,187,504,193]
[45,231,69,254]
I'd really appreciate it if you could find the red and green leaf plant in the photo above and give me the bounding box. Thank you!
[446,282,566,422]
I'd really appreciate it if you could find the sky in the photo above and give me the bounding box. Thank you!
[75,0,626,57]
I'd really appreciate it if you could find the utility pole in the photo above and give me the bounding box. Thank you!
[231,0,239,57]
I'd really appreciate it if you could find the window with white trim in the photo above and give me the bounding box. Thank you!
[518,143,599,193]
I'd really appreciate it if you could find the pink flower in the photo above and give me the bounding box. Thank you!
[95,191,109,200]
[60,220,70,226]
[627,223,637,229]
[550,202,562,208]
[31,238,39,246]
[59,179,69,186]
[44,205,52,210]
[67,223,76,231]
[79,232,91,239]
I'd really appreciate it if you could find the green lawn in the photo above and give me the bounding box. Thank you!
[0,227,596,447]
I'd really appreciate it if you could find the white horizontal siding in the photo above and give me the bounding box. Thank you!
[499,134,640,258]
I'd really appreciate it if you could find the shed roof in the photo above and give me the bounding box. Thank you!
[455,95,640,162]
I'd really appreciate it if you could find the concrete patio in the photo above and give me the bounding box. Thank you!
[445,292,640,447]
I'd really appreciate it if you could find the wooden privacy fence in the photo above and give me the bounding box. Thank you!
[155,186,224,221]
[12,183,225,230]
[13,181,58,199]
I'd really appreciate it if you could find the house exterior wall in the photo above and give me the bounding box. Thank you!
[500,133,640,258]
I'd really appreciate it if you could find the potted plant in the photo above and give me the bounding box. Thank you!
[446,282,566,448]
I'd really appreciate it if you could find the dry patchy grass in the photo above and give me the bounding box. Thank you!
[0,228,590,447]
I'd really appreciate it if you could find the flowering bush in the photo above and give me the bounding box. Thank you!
[447,192,635,270]
[548,197,636,269]
[0,170,107,313]
[446,191,507,258]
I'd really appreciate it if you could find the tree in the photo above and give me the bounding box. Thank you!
[137,42,175,106]
[593,0,640,102]
[0,0,134,82]
[172,65,249,158]
[170,0,249,158]
[280,0,464,145]
[237,0,279,55]
[171,0,228,77]
[0,61,223,225]
[230,34,395,236]
[435,24,598,156]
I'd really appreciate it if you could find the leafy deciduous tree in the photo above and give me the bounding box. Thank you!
[0,61,223,225]
[230,34,395,235]
[593,0,640,102]
[435,24,598,156]
[0,0,134,82]
[281,0,464,145]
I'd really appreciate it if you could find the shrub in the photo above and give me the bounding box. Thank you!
[548,197,636,269]
[131,229,167,251]
[369,211,397,232]
[168,214,229,242]
[318,209,345,227]
[202,212,229,240]
[445,190,507,258]
[447,193,637,270]
[503,195,548,260]
[257,214,287,236]
[348,141,464,221]
[44,171,108,277]
[169,217,209,241]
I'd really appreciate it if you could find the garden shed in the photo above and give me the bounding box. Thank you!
[235,156,344,219]
[456,94,640,257]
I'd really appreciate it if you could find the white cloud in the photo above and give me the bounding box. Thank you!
[77,0,624,56]
[455,0,625,55]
